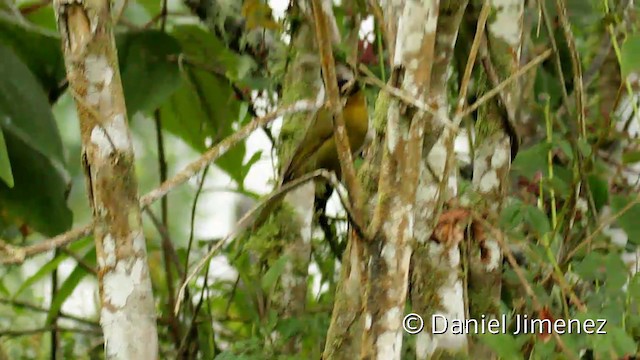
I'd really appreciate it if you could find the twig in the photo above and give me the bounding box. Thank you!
[0,325,101,337]
[473,214,579,360]
[0,298,98,327]
[454,0,490,121]
[152,109,182,347]
[139,99,320,208]
[175,169,344,314]
[310,0,363,226]
[564,194,640,261]
[461,49,552,118]
[359,64,457,130]
[0,99,320,265]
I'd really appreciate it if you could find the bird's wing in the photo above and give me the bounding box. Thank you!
[280,107,335,183]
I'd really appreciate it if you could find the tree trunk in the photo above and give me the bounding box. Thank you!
[53,0,159,358]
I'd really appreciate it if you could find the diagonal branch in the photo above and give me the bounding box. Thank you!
[0,99,321,265]
[310,0,364,226]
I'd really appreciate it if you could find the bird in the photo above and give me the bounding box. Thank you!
[250,68,369,230]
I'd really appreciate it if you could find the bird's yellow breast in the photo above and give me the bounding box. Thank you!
[283,88,369,182]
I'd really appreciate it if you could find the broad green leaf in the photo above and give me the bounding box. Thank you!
[588,174,609,211]
[46,247,96,324]
[622,150,640,164]
[524,205,551,237]
[261,254,290,293]
[610,195,640,245]
[160,25,251,184]
[0,43,65,165]
[477,333,523,360]
[0,12,65,97]
[620,35,640,80]
[573,251,607,282]
[0,44,71,236]
[22,3,57,31]
[512,142,551,180]
[0,128,13,188]
[117,30,182,116]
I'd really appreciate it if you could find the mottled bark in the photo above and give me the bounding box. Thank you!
[360,1,440,359]
[270,3,321,351]
[323,89,392,360]
[53,0,159,358]
[410,1,468,358]
[468,0,523,358]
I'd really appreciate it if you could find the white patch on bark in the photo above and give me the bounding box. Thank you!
[491,144,509,168]
[484,240,501,271]
[103,258,144,308]
[84,54,113,85]
[132,231,145,253]
[427,140,447,173]
[416,332,437,359]
[90,114,131,158]
[365,313,372,330]
[376,330,401,360]
[386,105,400,152]
[427,243,468,352]
[103,234,116,267]
[101,301,158,359]
[86,85,100,105]
[479,169,499,193]
[488,0,523,47]
[381,243,397,272]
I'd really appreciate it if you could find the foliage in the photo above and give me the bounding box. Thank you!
[1,0,640,359]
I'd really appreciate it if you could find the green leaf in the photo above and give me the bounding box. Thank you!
[573,251,607,282]
[261,254,290,293]
[588,174,609,211]
[620,35,640,80]
[0,44,72,236]
[622,150,640,164]
[610,195,640,245]
[14,236,92,297]
[0,43,65,165]
[46,247,96,324]
[524,205,551,237]
[160,25,250,184]
[117,30,182,116]
[15,254,68,297]
[477,333,523,360]
[512,142,551,180]
[0,128,13,188]
[0,13,65,96]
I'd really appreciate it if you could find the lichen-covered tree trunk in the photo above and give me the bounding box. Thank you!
[409,1,468,358]
[53,0,159,358]
[270,0,323,352]
[359,1,441,358]
[467,0,523,357]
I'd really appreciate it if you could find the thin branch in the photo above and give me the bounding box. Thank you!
[359,64,457,130]
[0,99,320,266]
[0,298,98,327]
[473,214,579,360]
[175,169,346,314]
[0,325,101,337]
[462,49,552,118]
[310,0,363,225]
[454,0,490,120]
[139,99,321,209]
[554,0,586,138]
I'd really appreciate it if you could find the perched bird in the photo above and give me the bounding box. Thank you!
[250,69,369,229]
[281,77,368,183]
